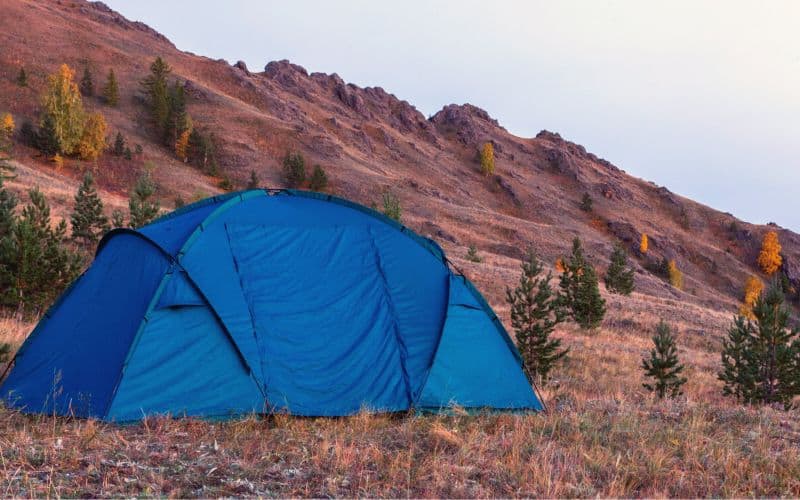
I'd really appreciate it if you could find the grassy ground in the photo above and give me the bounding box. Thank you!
[2,313,799,497]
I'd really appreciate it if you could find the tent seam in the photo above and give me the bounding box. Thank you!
[367,227,413,406]
[410,272,452,406]
[171,265,268,403]
[102,264,174,419]
[222,223,270,399]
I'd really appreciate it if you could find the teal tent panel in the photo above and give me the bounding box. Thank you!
[138,192,238,255]
[107,304,265,422]
[178,223,266,385]
[156,270,205,309]
[416,275,542,411]
[367,225,448,398]
[226,224,409,416]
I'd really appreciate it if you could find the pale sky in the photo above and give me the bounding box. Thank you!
[104,1,800,230]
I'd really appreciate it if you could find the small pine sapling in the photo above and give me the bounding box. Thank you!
[641,320,687,399]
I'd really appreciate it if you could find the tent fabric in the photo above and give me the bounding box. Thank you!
[1,189,543,421]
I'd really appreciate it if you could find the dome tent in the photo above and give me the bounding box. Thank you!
[1,189,543,421]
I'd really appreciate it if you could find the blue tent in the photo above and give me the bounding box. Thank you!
[0,189,542,421]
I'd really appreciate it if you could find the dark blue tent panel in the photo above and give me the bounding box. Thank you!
[1,190,542,420]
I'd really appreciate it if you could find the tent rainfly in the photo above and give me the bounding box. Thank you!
[0,190,543,421]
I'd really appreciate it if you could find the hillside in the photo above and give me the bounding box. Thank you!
[3,0,800,315]
[1,1,799,496]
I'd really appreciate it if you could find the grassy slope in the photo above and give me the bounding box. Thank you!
[2,312,799,497]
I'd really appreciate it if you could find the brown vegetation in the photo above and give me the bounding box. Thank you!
[2,313,799,497]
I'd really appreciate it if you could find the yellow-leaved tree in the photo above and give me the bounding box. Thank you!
[668,260,683,290]
[640,233,648,254]
[1,113,14,137]
[52,153,64,171]
[480,142,495,176]
[42,64,86,155]
[175,128,191,161]
[757,230,782,275]
[738,275,764,319]
[78,112,107,161]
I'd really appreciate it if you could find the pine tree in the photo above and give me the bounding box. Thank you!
[110,209,125,228]
[506,248,568,384]
[70,171,108,248]
[164,82,190,146]
[641,320,687,399]
[19,121,37,148]
[757,230,782,276]
[246,170,259,190]
[579,193,593,212]
[282,151,306,188]
[0,342,10,364]
[80,66,94,97]
[604,243,635,295]
[559,237,606,329]
[128,173,160,229]
[0,187,81,312]
[309,164,328,192]
[113,132,125,156]
[16,67,28,87]
[0,177,17,238]
[140,57,172,136]
[36,113,60,156]
[41,64,86,155]
[77,112,107,161]
[218,175,233,191]
[465,244,482,263]
[123,146,132,161]
[382,191,401,222]
[0,114,14,179]
[187,128,212,170]
[102,69,119,107]
[480,142,495,176]
[719,281,800,408]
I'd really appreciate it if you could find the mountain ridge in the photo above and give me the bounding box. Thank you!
[1,0,798,322]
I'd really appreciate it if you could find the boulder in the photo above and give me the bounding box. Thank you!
[233,60,250,75]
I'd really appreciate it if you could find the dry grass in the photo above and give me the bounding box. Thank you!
[2,306,799,498]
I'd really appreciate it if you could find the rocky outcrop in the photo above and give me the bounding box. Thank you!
[84,2,174,45]
[606,220,642,251]
[430,104,503,145]
[334,82,368,116]
[233,60,250,75]
[542,147,580,181]
[263,60,312,99]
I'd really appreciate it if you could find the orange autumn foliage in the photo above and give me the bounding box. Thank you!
[175,128,191,161]
[1,112,14,137]
[667,260,683,290]
[757,230,782,275]
[738,275,764,319]
[640,233,648,254]
[77,112,107,161]
[480,142,495,176]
